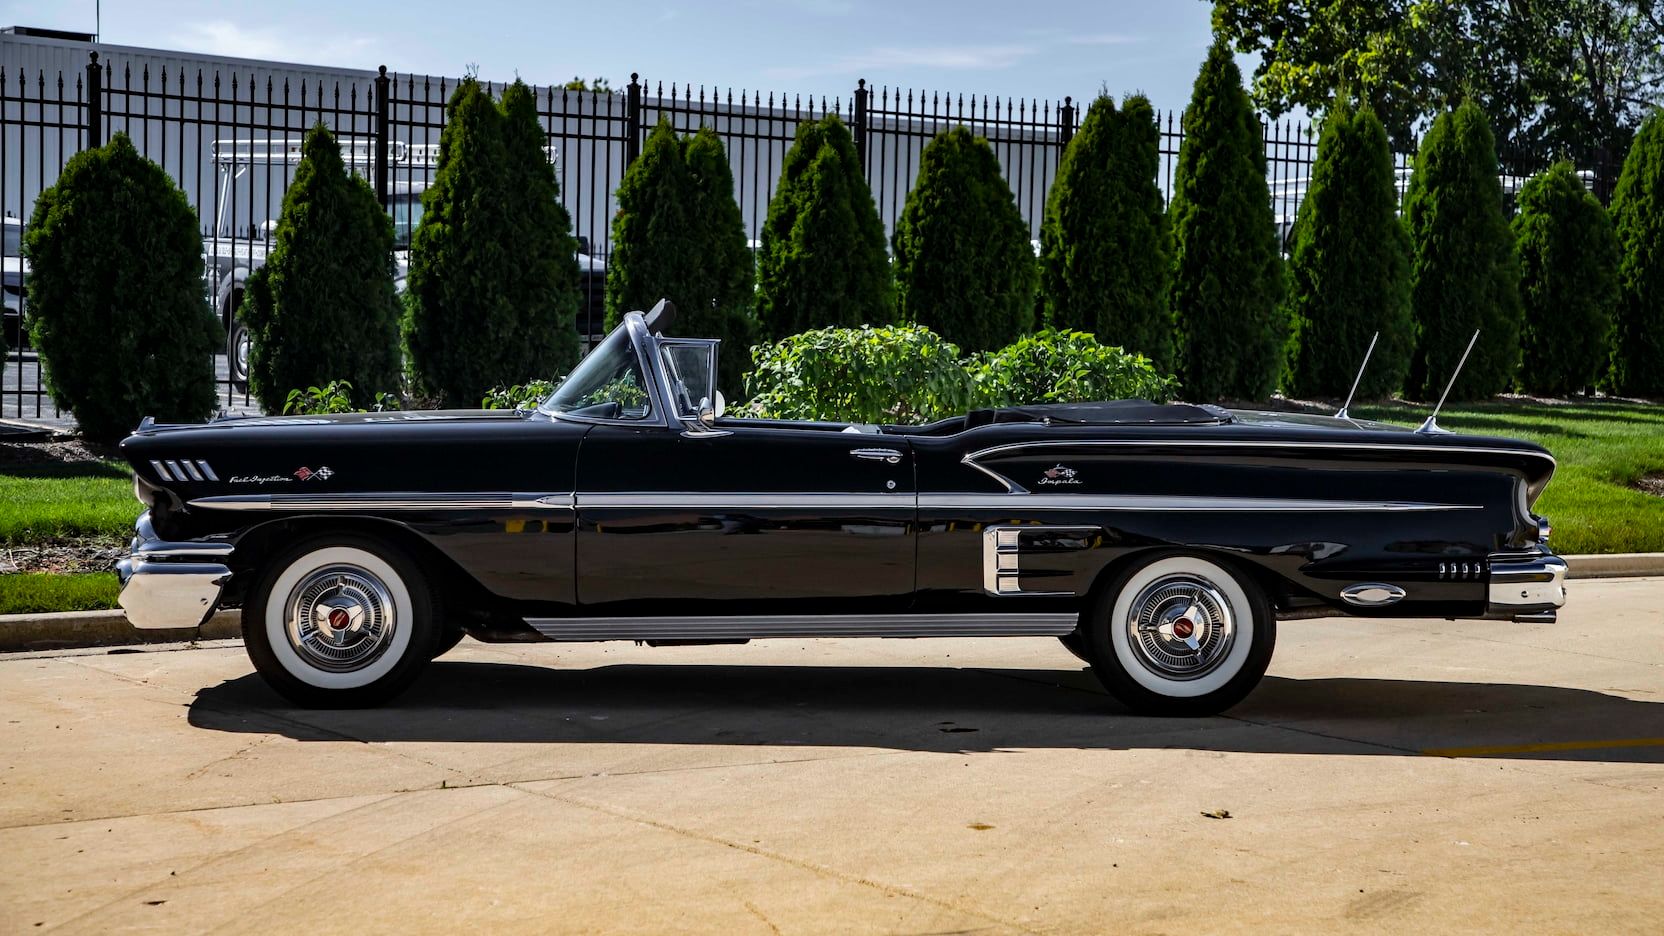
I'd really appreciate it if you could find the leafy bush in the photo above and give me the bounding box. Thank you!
[1286,103,1414,399]
[893,127,1035,352]
[22,133,219,443]
[755,115,894,340]
[969,329,1177,407]
[1512,161,1619,395]
[404,78,580,407]
[745,325,970,424]
[283,381,399,415]
[1170,41,1287,402]
[239,124,402,413]
[1405,102,1523,400]
[1039,94,1173,369]
[607,121,755,394]
[482,379,559,410]
[1608,112,1664,396]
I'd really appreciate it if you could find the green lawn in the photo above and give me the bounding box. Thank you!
[0,572,121,614]
[0,461,139,545]
[1349,399,1664,555]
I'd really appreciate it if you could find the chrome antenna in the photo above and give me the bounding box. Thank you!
[1416,329,1480,435]
[1334,331,1379,422]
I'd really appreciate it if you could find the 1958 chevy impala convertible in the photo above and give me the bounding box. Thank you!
[117,301,1567,715]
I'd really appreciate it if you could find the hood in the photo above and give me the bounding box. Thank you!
[130,408,532,436]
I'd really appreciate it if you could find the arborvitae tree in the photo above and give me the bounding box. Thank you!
[1405,102,1523,400]
[497,79,582,381]
[1039,94,1172,370]
[681,127,757,395]
[755,114,893,340]
[893,127,1035,352]
[240,124,402,412]
[1169,41,1286,401]
[23,133,219,442]
[1608,111,1664,396]
[606,119,695,331]
[1512,161,1619,395]
[1287,103,1414,399]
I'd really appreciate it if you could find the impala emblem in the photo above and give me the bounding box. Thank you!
[1038,464,1082,486]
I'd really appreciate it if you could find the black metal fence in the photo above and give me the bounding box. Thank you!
[1,49,1619,427]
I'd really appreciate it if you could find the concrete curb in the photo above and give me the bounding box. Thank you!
[2,554,1661,652]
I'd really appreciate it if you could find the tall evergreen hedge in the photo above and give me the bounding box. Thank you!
[22,133,219,442]
[893,127,1035,352]
[1405,102,1523,400]
[405,78,579,407]
[1287,103,1414,399]
[1039,94,1172,370]
[755,114,893,340]
[607,119,755,393]
[1608,112,1664,397]
[1512,162,1619,395]
[1169,41,1286,401]
[239,124,402,412]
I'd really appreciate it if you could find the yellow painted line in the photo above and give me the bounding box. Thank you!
[1423,738,1664,758]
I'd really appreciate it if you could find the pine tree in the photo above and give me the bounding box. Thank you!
[1405,102,1523,400]
[893,127,1035,352]
[680,127,757,395]
[498,79,582,381]
[755,114,893,340]
[22,133,219,442]
[240,123,402,412]
[1169,41,1286,401]
[1608,111,1664,397]
[1512,161,1619,395]
[1287,103,1414,399]
[1039,94,1172,370]
[606,118,695,330]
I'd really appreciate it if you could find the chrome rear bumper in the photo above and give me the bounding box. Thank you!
[116,512,233,630]
[1486,552,1567,623]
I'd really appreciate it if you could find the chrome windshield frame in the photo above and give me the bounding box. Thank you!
[538,312,671,428]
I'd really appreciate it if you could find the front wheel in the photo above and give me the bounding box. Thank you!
[1082,553,1275,716]
[242,536,437,707]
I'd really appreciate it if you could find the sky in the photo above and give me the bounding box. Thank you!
[4,0,1226,113]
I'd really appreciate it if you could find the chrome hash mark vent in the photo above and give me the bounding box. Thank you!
[1438,561,1485,581]
[151,459,218,482]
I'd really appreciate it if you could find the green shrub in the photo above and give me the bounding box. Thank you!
[1405,102,1523,400]
[1512,161,1619,395]
[482,379,559,410]
[1287,103,1414,399]
[745,325,969,424]
[239,124,402,413]
[1608,112,1664,396]
[755,115,893,340]
[970,329,1177,407]
[893,127,1035,352]
[1170,41,1287,402]
[607,121,755,394]
[281,380,399,415]
[405,78,579,407]
[1039,94,1172,369]
[22,133,219,443]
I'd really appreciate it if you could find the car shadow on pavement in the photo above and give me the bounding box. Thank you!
[186,659,1664,764]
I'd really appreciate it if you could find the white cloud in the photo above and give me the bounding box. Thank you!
[767,43,1037,80]
[169,21,379,68]
[1066,33,1144,46]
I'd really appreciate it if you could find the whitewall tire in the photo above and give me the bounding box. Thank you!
[1083,553,1275,716]
[242,535,437,708]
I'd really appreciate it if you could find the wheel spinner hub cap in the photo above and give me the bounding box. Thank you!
[1127,574,1237,680]
[284,565,396,672]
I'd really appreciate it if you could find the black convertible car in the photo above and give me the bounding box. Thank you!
[117,302,1566,714]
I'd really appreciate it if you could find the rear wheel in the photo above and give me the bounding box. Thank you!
[1082,553,1275,716]
[242,536,436,708]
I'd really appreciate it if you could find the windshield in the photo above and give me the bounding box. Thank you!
[540,325,653,420]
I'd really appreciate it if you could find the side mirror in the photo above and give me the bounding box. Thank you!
[697,396,716,428]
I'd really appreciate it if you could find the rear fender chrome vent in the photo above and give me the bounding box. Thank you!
[1437,560,1485,581]
[150,459,219,482]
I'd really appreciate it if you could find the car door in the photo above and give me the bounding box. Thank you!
[573,422,917,616]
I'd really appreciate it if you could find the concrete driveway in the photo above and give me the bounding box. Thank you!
[2,578,1661,934]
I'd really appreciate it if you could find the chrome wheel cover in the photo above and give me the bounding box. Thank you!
[283,564,397,673]
[1125,574,1237,681]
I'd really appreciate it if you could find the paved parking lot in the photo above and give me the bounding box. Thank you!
[2,577,1661,934]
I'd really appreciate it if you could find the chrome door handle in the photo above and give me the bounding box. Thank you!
[850,447,903,464]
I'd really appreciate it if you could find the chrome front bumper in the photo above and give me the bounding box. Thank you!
[115,512,233,630]
[1486,552,1568,623]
